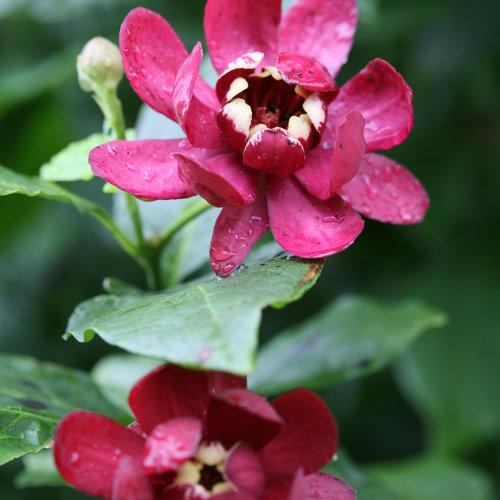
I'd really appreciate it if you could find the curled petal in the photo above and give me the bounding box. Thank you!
[120,8,218,122]
[204,0,281,73]
[207,389,283,450]
[277,53,338,94]
[142,418,202,475]
[267,176,364,258]
[326,59,414,152]
[129,365,245,434]
[339,153,429,224]
[243,128,306,176]
[225,443,265,496]
[175,150,258,207]
[278,0,358,77]
[89,139,195,200]
[218,98,253,152]
[296,111,365,200]
[173,43,224,149]
[54,411,144,499]
[305,472,356,500]
[259,389,338,480]
[112,456,154,500]
[216,52,264,104]
[210,186,269,277]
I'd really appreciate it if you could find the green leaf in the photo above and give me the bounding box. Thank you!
[250,296,446,395]
[14,450,64,489]
[0,353,122,465]
[91,354,162,412]
[65,257,323,375]
[366,457,495,500]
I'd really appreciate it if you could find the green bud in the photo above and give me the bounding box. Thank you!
[77,37,123,94]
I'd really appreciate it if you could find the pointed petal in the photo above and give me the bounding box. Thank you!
[89,139,195,200]
[296,111,365,200]
[173,43,224,149]
[207,389,283,450]
[259,389,337,480]
[268,176,364,258]
[225,443,265,496]
[305,472,356,500]
[174,150,258,207]
[243,128,306,176]
[326,59,414,152]
[204,0,281,73]
[128,365,245,434]
[54,411,145,499]
[339,153,429,224]
[112,456,154,500]
[143,418,202,475]
[210,186,269,277]
[277,53,338,93]
[278,0,357,77]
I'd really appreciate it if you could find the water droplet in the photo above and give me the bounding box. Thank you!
[210,244,233,262]
[70,452,80,464]
[106,145,118,157]
[222,262,237,274]
[361,203,372,216]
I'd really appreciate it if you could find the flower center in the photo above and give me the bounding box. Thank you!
[174,441,232,497]
[218,66,327,155]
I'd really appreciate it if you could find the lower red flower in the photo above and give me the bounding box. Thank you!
[54,365,355,499]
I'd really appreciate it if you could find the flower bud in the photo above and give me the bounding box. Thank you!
[77,37,123,93]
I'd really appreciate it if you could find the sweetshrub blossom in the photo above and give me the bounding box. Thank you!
[54,365,354,499]
[89,0,429,277]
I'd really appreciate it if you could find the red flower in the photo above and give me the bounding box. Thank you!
[89,0,429,277]
[54,365,354,499]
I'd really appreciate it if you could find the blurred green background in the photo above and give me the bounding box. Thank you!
[0,0,499,498]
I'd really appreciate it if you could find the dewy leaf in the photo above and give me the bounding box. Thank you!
[15,449,65,488]
[91,354,162,412]
[250,296,446,395]
[40,130,135,182]
[0,353,122,465]
[366,457,495,500]
[66,257,323,375]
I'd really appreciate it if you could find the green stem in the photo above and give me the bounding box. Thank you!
[125,193,145,247]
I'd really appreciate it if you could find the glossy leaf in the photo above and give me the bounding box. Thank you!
[250,296,446,395]
[66,257,323,375]
[0,354,122,465]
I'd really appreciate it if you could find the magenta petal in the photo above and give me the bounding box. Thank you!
[305,472,356,500]
[175,150,258,207]
[54,411,145,499]
[259,389,338,480]
[296,111,365,200]
[204,0,281,73]
[326,58,414,152]
[129,365,245,434]
[267,176,364,258]
[339,153,430,224]
[120,8,188,121]
[142,418,202,475]
[277,53,338,93]
[112,456,154,500]
[278,0,357,77]
[207,389,283,451]
[89,139,195,200]
[173,43,224,149]
[210,186,269,277]
[243,128,306,176]
[225,443,265,496]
